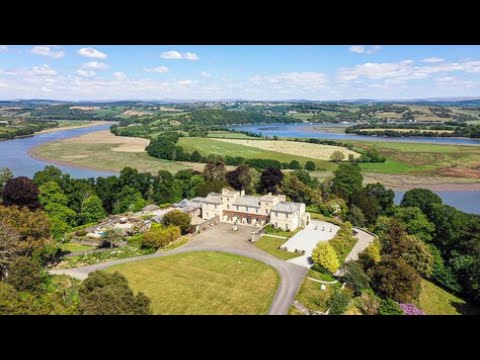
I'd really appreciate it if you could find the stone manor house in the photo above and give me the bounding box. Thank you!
[176,188,310,231]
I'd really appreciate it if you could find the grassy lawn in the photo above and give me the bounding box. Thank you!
[159,235,191,251]
[294,278,340,313]
[254,235,299,260]
[264,225,301,238]
[178,137,338,170]
[59,242,96,253]
[418,279,475,315]
[107,251,279,314]
[307,269,336,282]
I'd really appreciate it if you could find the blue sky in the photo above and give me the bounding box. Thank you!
[1,45,480,101]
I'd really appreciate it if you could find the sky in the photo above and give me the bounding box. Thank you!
[1,45,480,101]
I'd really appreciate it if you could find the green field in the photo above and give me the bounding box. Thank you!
[254,235,299,260]
[178,137,338,170]
[345,140,480,178]
[32,141,192,174]
[106,251,279,315]
[418,280,470,315]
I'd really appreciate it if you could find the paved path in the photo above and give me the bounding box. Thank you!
[50,223,307,315]
[334,227,376,276]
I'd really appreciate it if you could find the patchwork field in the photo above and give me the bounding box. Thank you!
[208,138,359,160]
[30,130,192,173]
[106,251,279,315]
[346,140,480,180]
[178,137,339,170]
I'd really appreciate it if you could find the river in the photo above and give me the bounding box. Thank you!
[230,123,480,146]
[0,124,116,179]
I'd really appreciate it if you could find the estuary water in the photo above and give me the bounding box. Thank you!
[230,123,480,146]
[0,124,116,179]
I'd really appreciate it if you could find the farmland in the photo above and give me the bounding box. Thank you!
[212,138,360,161]
[178,137,339,170]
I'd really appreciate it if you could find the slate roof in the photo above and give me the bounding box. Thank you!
[272,202,302,213]
[203,193,222,204]
[176,199,202,210]
[232,195,261,208]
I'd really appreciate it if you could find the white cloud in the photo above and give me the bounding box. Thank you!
[338,59,480,82]
[0,46,8,53]
[76,69,96,78]
[113,72,127,80]
[437,76,454,82]
[30,46,64,59]
[349,45,382,55]
[177,80,194,86]
[200,71,211,78]
[31,65,57,76]
[250,72,328,88]
[77,47,107,59]
[160,50,199,60]
[422,57,445,63]
[81,61,109,70]
[143,66,169,73]
[184,52,200,61]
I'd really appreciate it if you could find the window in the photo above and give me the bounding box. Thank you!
[265,209,268,214]
[246,207,249,212]
[286,213,289,219]
[236,206,239,211]
[256,208,258,214]
[286,224,289,230]
[227,205,230,209]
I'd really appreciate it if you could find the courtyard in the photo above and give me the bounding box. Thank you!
[281,220,340,268]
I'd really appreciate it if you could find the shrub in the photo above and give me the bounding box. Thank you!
[5,257,44,294]
[327,289,352,315]
[342,261,370,296]
[76,229,88,237]
[356,291,380,315]
[312,242,340,274]
[378,298,404,315]
[78,271,152,315]
[162,210,191,234]
[369,257,422,303]
[329,227,357,262]
[399,303,426,315]
[304,161,316,171]
[358,238,381,269]
[141,225,181,249]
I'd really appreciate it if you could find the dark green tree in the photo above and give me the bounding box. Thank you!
[331,163,363,201]
[78,271,152,315]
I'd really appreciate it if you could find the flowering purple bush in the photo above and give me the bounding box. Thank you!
[399,303,426,315]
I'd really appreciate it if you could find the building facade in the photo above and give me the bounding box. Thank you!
[182,188,310,231]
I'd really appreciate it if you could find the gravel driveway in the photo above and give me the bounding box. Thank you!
[50,223,307,315]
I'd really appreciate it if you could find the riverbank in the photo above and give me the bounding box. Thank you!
[36,120,112,134]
